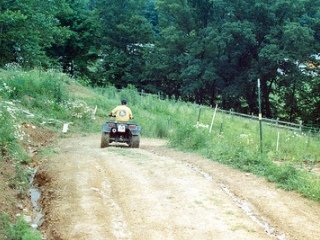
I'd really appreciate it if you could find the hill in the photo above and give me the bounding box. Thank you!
[0,68,319,238]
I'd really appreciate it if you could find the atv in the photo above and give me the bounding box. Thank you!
[100,119,141,148]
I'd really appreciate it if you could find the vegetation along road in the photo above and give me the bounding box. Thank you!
[36,135,320,240]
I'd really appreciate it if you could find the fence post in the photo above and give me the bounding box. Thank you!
[229,109,233,119]
[141,89,144,105]
[209,104,218,133]
[299,120,303,132]
[257,78,263,154]
[197,107,202,125]
[276,118,280,152]
[219,122,223,135]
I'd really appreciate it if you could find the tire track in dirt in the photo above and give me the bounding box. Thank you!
[184,163,286,240]
[92,178,131,239]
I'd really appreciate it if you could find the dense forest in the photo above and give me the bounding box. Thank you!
[1,0,319,125]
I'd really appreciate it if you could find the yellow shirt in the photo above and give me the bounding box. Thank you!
[111,105,133,122]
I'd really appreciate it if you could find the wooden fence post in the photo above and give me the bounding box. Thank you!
[141,89,144,105]
[209,104,218,133]
[219,122,223,135]
[276,118,280,153]
[197,108,202,125]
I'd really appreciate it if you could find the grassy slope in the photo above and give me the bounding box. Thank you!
[77,77,320,202]
[74,75,320,201]
[0,69,320,237]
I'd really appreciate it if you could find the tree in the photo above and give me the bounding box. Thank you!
[94,0,153,87]
[0,0,71,67]
[48,0,101,78]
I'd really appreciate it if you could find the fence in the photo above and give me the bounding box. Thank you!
[217,108,320,134]
[113,88,320,134]
[139,90,320,134]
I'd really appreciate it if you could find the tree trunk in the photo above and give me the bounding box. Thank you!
[260,76,272,118]
[209,85,216,107]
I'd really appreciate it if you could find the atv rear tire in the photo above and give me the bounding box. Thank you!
[129,135,140,148]
[100,132,110,148]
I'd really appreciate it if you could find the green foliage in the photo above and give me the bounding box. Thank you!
[0,69,72,121]
[143,0,320,125]
[0,0,72,67]
[92,0,153,87]
[1,0,320,125]
[0,214,41,240]
[49,0,101,78]
[0,107,16,158]
[0,69,68,102]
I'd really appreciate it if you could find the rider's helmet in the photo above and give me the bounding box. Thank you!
[121,99,127,105]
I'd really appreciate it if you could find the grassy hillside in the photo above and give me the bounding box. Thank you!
[0,68,320,237]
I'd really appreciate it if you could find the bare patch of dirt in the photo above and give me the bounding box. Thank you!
[0,160,18,215]
[21,123,56,159]
[37,135,320,240]
[0,122,57,229]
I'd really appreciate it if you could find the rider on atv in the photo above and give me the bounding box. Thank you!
[102,99,140,148]
[109,99,133,122]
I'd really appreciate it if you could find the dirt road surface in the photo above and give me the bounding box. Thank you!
[37,135,320,240]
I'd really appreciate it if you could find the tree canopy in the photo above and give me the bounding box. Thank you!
[1,0,319,125]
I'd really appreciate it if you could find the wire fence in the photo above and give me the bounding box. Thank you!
[137,90,320,135]
[217,109,320,134]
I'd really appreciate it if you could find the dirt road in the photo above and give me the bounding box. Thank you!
[37,135,320,240]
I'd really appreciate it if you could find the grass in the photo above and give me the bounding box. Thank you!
[168,107,320,201]
[0,68,320,237]
[0,214,41,240]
